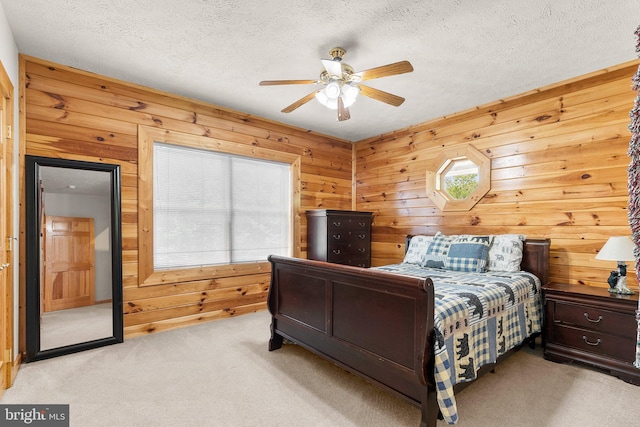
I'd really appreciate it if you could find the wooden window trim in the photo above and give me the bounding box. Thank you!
[425,144,490,212]
[137,126,301,287]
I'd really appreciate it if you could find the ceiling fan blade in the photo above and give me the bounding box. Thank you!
[354,60,414,81]
[321,59,343,78]
[337,97,350,121]
[358,85,405,107]
[259,79,318,86]
[281,91,318,113]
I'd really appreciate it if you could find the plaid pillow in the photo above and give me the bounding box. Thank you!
[422,232,455,268]
[444,235,493,272]
[424,233,494,271]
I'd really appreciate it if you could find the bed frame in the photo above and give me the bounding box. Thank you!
[267,238,550,427]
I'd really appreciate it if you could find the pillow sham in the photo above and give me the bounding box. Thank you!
[487,234,525,272]
[422,232,455,268]
[402,235,433,265]
[423,232,493,272]
[444,234,493,272]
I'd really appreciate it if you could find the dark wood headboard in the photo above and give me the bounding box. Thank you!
[404,235,550,285]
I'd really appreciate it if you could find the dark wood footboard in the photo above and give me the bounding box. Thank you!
[267,255,439,427]
[267,238,549,427]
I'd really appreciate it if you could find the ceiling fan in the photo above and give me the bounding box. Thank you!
[259,47,414,122]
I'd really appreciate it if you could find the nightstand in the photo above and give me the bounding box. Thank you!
[543,282,640,385]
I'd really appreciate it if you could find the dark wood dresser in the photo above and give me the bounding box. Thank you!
[306,210,373,268]
[543,282,640,385]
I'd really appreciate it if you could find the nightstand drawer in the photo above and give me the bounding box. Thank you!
[552,324,635,361]
[552,301,636,339]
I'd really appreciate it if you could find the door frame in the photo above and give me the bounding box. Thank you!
[25,156,123,362]
[0,59,14,391]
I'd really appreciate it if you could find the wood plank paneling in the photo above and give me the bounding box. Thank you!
[20,54,352,338]
[355,59,640,289]
[21,53,640,342]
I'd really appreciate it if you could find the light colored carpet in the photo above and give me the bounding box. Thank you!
[41,303,113,350]
[2,310,639,426]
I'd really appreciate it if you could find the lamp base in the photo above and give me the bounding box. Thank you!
[607,275,634,295]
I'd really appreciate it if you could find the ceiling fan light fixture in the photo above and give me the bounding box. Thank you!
[316,82,359,110]
[325,81,341,99]
[315,89,328,104]
[341,83,359,107]
[315,89,337,109]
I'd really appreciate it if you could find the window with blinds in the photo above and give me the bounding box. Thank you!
[153,142,291,269]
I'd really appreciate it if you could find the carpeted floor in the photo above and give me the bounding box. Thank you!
[2,310,639,426]
[41,303,113,350]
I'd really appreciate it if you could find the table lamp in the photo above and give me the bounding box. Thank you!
[595,236,636,295]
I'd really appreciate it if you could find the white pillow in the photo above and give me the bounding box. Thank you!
[402,235,433,265]
[487,234,526,272]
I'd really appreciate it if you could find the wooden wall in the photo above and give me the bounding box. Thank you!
[19,55,352,339]
[19,53,640,344]
[355,60,640,288]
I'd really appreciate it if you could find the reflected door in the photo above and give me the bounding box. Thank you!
[43,216,95,312]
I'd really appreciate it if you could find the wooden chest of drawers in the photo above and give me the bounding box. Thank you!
[306,210,373,268]
[543,282,640,385]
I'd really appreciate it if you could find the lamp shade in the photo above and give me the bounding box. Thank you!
[595,236,636,261]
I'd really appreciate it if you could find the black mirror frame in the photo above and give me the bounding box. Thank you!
[25,156,124,362]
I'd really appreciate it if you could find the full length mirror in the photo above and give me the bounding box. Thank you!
[25,156,123,362]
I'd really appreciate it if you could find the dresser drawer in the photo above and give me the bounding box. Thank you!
[552,301,636,339]
[343,258,369,268]
[327,242,369,259]
[551,324,635,361]
[327,217,371,232]
[328,231,369,244]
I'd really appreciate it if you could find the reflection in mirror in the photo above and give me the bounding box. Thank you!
[443,159,479,200]
[26,156,123,362]
[39,166,113,350]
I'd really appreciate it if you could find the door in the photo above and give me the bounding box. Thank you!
[0,58,15,392]
[43,216,95,312]
[0,67,7,391]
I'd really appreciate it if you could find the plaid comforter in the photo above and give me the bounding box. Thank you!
[373,263,543,424]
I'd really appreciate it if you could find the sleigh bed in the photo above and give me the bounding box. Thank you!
[267,233,550,426]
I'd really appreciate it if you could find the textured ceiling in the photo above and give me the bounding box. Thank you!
[40,166,111,196]
[1,0,638,142]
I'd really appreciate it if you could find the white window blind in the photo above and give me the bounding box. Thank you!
[153,142,291,269]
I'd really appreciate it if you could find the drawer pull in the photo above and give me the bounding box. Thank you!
[332,234,341,240]
[358,234,366,239]
[358,222,366,227]
[583,313,603,323]
[332,249,341,255]
[582,336,601,346]
[358,248,366,253]
[332,221,341,227]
